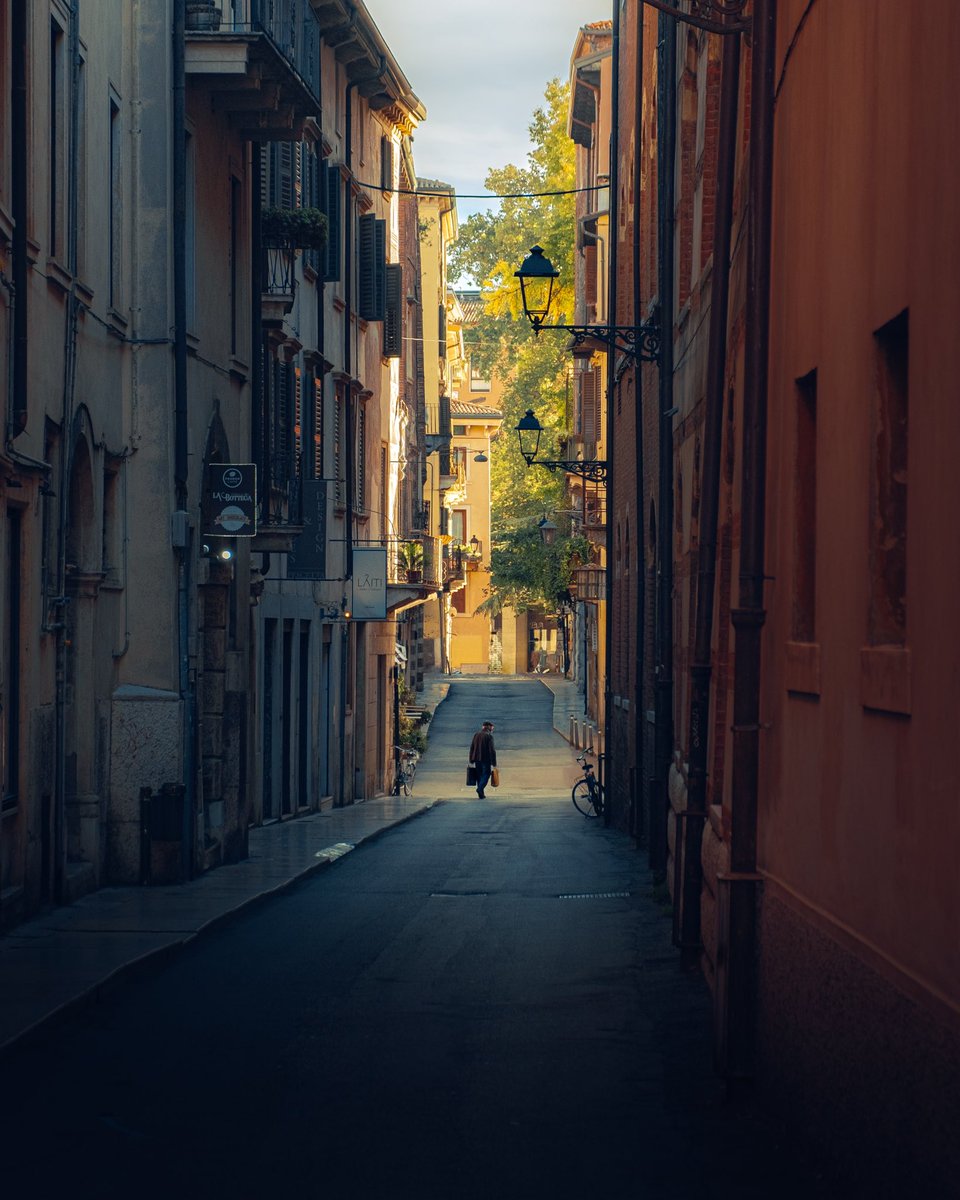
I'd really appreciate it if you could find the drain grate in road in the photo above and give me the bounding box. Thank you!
[430,890,489,898]
[558,891,631,900]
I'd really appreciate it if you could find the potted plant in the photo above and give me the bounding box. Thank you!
[260,207,328,250]
[398,540,424,582]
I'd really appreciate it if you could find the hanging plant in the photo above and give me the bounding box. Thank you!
[261,207,328,250]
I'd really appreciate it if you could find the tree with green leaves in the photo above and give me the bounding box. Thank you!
[451,79,580,612]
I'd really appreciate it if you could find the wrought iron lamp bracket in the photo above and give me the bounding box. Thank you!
[530,458,609,485]
[532,318,661,364]
[642,0,751,35]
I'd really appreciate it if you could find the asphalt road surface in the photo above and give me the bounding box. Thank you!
[2,679,839,1199]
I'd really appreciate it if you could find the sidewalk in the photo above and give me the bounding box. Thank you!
[0,672,574,1059]
[0,794,439,1057]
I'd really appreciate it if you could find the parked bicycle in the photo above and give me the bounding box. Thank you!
[572,749,604,818]
[392,746,419,796]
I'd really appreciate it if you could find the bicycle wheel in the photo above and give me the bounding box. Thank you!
[400,771,411,796]
[572,779,600,818]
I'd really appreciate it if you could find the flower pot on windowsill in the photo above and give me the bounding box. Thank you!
[406,569,422,583]
[186,3,222,32]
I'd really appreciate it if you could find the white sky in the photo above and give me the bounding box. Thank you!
[363,0,608,223]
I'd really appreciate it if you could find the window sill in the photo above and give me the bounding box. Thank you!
[785,640,821,696]
[46,256,73,294]
[860,645,911,716]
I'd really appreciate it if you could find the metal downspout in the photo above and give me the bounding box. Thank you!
[601,0,620,817]
[723,0,777,1085]
[651,8,677,874]
[676,22,741,954]
[172,0,196,877]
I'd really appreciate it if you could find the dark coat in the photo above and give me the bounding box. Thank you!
[469,729,497,766]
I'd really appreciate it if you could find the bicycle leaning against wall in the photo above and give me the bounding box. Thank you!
[571,749,604,818]
[392,746,419,796]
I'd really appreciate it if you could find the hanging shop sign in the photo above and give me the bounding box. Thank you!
[287,480,328,580]
[201,463,257,537]
[351,547,387,620]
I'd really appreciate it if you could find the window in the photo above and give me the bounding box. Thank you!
[792,370,817,642]
[355,403,367,513]
[76,52,86,277]
[358,214,386,321]
[450,509,466,545]
[229,175,240,354]
[3,507,21,810]
[380,135,394,193]
[384,264,402,356]
[870,311,908,645]
[49,17,66,258]
[469,364,491,393]
[333,384,344,506]
[109,91,122,308]
[312,373,324,479]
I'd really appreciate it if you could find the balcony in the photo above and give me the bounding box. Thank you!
[385,536,442,614]
[184,1,321,142]
[444,547,467,592]
[569,564,605,603]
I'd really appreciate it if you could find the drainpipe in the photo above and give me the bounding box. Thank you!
[172,0,196,877]
[601,0,619,817]
[652,7,677,874]
[9,0,27,437]
[723,0,777,1086]
[632,2,647,844]
[676,21,741,955]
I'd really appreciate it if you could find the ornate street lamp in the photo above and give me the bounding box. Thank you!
[515,409,608,485]
[538,516,558,547]
[515,245,661,362]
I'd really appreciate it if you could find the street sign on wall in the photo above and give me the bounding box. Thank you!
[287,480,328,580]
[351,547,387,620]
[201,463,257,537]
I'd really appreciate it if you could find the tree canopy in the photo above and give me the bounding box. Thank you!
[451,79,581,611]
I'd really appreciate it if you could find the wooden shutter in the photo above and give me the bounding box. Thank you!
[358,214,386,321]
[584,242,598,309]
[438,303,447,359]
[381,136,395,192]
[384,264,402,356]
[313,374,323,479]
[324,160,341,282]
[579,367,601,444]
[355,404,366,513]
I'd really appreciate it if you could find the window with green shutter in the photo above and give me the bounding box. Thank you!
[384,264,402,356]
[358,214,386,321]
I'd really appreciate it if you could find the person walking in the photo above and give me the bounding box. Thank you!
[469,720,497,798]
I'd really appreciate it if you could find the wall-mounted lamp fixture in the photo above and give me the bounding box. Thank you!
[537,516,558,547]
[322,595,351,620]
[514,245,660,363]
[202,542,235,562]
[516,409,608,485]
[473,451,488,463]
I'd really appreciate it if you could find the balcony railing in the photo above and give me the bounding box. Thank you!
[387,536,442,590]
[187,1,320,98]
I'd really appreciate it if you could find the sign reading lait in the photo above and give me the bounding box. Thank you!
[351,547,387,620]
[201,463,257,537]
